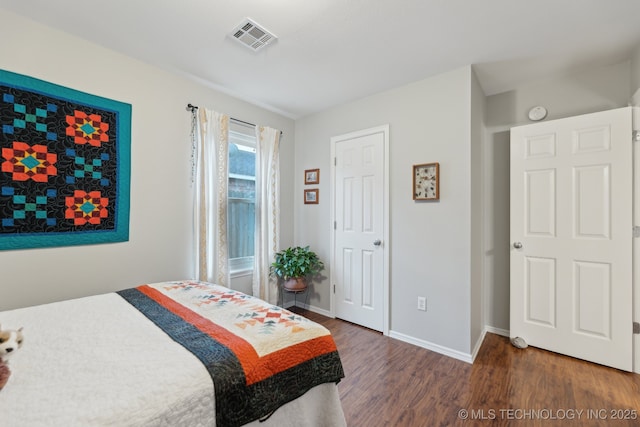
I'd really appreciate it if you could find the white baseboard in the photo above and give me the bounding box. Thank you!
[282,300,295,309]
[387,325,508,365]
[470,329,487,362]
[296,302,334,318]
[389,330,474,364]
[485,325,510,337]
[285,311,509,365]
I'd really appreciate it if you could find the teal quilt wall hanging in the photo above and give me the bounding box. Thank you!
[0,70,131,250]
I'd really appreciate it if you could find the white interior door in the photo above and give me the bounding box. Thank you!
[510,107,632,371]
[332,125,388,332]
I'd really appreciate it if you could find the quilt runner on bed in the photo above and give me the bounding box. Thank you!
[118,280,344,427]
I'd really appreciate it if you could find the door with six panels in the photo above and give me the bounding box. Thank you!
[510,107,632,371]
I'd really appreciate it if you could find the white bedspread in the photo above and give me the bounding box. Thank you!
[0,292,346,427]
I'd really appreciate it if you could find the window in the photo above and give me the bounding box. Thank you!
[228,125,256,274]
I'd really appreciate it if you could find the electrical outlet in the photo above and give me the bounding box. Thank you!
[417,296,426,311]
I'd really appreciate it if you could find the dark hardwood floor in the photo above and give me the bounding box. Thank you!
[295,309,640,426]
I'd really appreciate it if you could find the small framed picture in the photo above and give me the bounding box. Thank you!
[304,189,319,204]
[413,162,440,201]
[304,168,320,185]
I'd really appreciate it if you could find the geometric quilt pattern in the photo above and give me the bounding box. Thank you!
[117,281,345,427]
[0,69,131,250]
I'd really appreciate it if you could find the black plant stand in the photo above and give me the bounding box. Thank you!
[283,286,307,312]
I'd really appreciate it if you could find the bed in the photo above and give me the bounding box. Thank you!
[0,280,346,427]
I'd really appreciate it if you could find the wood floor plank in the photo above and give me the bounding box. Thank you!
[297,309,640,426]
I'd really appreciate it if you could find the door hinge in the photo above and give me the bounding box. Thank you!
[334,157,337,166]
[333,284,336,293]
[634,226,640,238]
[334,221,337,230]
[634,322,640,334]
[633,130,640,142]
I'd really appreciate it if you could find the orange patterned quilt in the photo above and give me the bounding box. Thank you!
[118,280,344,427]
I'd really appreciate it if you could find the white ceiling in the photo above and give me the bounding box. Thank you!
[3,0,640,119]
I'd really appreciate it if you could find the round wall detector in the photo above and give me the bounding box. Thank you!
[528,106,547,121]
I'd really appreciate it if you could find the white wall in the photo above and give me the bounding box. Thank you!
[296,66,481,355]
[0,10,295,310]
[469,69,485,355]
[483,60,632,333]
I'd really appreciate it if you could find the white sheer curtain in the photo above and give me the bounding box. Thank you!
[253,126,280,304]
[193,108,230,287]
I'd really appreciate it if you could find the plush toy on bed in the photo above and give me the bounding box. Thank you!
[0,324,24,391]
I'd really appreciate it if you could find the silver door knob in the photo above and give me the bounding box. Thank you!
[373,239,382,246]
[513,242,523,249]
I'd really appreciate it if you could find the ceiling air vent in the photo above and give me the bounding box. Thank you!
[230,18,277,52]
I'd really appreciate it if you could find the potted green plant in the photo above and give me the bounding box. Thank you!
[270,246,325,291]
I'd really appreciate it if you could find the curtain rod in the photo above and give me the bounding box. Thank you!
[187,103,256,128]
[187,103,283,135]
